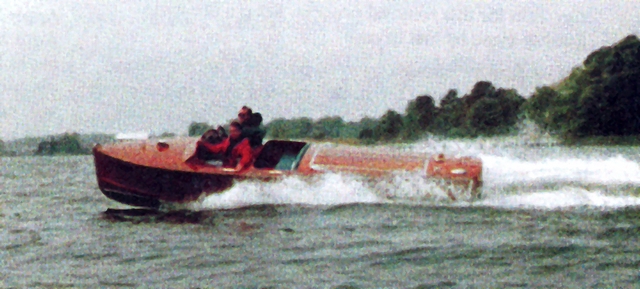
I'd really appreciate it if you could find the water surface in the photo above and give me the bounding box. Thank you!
[1,143,640,288]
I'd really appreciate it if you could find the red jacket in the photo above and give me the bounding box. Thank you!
[198,138,253,170]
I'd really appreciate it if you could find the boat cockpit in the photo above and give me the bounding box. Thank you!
[253,140,309,171]
[196,140,310,171]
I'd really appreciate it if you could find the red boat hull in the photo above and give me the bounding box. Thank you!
[93,146,236,207]
[93,138,483,207]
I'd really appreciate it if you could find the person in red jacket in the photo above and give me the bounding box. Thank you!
[196,121,253,172]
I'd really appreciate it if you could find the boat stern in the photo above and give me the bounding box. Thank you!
[426,154,483,200]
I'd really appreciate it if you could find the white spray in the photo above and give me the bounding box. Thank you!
[192,138,640,211]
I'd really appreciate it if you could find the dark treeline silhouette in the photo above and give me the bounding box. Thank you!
[35,133,90,156]
[267,116,370,141]
[3,133,115,157]
[524,34,640,140]
[258,81,526,143]
[158,132,177,138]
[252,34,639,144]
[7,35,639,155]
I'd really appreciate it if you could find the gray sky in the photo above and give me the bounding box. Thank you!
[1,0,638,140]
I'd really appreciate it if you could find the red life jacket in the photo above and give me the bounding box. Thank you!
[199,137,253,169]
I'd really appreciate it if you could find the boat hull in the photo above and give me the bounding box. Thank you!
[93,146,235,208]
[92,138,483,207]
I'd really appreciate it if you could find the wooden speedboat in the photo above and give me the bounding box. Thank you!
[92,137,483,208]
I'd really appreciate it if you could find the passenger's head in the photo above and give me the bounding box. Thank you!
[229,121,243,140]
[244,112,262,128]
[238,106,252,124]
[200,128,225,144]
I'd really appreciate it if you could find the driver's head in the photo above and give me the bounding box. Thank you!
[238,106,252,124]
[229,121,242,140]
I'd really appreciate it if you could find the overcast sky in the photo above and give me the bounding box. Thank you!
[0,0,638,140]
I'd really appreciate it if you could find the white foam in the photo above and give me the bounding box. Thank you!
[482,154,640,187]
[478,188,640,210]
[183,138,640,210]
[372,171,477,202]
[197,173,380,210]
[192,170,480,210]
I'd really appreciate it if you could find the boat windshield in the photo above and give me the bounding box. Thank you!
[253,140,309,171]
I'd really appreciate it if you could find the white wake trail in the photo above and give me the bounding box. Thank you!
[197,173,380,210]
[478,188,640,210]
[187,138,640,211]
[482,154,640,187]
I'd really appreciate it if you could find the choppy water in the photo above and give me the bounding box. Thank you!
[1,140,640,288]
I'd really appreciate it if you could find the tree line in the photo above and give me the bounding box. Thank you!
[34,133,90,155]
[524,34,640,141]
[218,34,639,144]
[246,82,525,143]
[5,34,638,157]
[187,80,527,143]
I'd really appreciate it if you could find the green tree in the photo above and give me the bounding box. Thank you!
[402,94,436,139]
[159,132,176,138]
[524,86,557,129]
[373,110,403,141]
[525,34,640,139]
[291,117,314,138]
[467,98,506,135]
[463,81,496,110]
[357,117,379,142]
[265,118,288,138]
[35,133,88,155]
[311,116,345,139]
[358,128,374,140]
[339,121,365,139]
[265,117,313,139]
[494,88,526,127]
[188,122,213,137]
[358,117,378,131]
[432,89,466,135]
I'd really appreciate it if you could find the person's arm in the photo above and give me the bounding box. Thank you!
[197,139,227,154]
[234,139,254,171]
